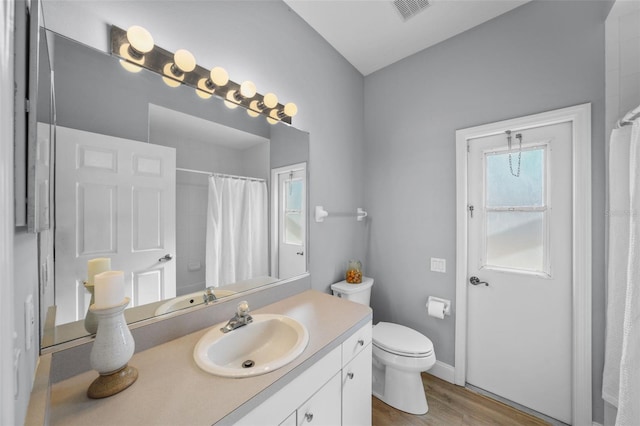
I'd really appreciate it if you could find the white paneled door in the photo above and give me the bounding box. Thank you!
[55,126,176,325]
[466,122,572,423]
[272,163,307,280]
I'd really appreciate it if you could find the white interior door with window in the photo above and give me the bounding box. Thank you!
[271,163,307,280]
[466,121,573,423]
[55,126,176,325]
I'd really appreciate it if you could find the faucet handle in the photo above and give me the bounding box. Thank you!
[237,301,250,317]
[203,287,217,305]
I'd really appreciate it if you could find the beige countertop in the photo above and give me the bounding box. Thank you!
[48,290,372,425]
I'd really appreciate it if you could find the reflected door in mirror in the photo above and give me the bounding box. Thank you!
[55,126,177,325]
[273,164,307,280]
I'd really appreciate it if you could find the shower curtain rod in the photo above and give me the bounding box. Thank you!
[617,104,640,127]
[176,167,265,182]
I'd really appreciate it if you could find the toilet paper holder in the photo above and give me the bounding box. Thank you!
[427,296,451,316]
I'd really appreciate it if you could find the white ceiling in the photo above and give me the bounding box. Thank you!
[284,0,530,76]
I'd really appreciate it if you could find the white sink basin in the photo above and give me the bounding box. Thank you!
[154,289,236,315]
[193,314,309,377]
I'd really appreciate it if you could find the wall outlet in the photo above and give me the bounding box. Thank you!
[430,258,446,273]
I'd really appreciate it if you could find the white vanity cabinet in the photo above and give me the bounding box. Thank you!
[236,321,372,426]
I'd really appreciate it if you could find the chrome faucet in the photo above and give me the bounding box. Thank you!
[220,301,253,333]
[203,287,217,305]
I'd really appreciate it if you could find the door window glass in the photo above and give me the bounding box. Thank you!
[284,179,303,245]
[483,146,548,274]
[486,149,544,207]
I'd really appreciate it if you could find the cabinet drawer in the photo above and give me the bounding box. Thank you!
[342,321,372,366]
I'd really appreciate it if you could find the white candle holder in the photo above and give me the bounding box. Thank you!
[87,297,138,399]
[83,282,98,334]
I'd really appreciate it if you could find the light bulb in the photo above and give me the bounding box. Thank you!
[263,93,278,109]
[120,60,142,73]
[126,26,154,56]
[267,109,280,124]
[247,109,259,118]
[196,89,212,99]
[284,102,298,117]
[240,81,257,98]
[173,49,196,73]
[269,109,280,123]
[210,67,229,87]
[119,44,145,71]
[249,100,261,112]
[196,78,213,99]
[162,75,181,88]
[225,91,239,109]
[119,57,142,73]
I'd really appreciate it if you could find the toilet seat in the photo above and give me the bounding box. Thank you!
[373,322,434,358]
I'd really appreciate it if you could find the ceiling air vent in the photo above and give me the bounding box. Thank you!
[393,0,430,22]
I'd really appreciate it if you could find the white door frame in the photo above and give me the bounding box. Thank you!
[270,162,307,278]
[454,103,592,425]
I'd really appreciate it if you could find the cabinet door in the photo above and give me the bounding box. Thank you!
[297,373,341,426]
[342,343,372,426]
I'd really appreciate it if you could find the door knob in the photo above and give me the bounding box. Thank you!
[296,251,304,256]
[159,254,173,262]
[469,276,489,286]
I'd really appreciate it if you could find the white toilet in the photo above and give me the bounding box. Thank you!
[331,277,436,415]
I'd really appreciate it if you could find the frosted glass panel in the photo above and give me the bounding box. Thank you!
[285,213,303,245]
[486,149,544,207]
[486,211,544,272]
[284,178,303,245]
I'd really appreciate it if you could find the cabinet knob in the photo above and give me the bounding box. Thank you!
[347,372,354,380]
[305,412,314,422]
[357,339,364,346]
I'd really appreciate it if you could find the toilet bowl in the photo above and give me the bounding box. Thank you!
[372,322,435,414]
[331,277,436,415]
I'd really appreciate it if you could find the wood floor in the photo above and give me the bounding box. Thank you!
[372,373,550,426]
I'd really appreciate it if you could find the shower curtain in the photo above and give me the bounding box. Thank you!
[603,119,640,426]
[205,176,268,287]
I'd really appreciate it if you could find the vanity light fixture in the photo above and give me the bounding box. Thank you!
[111,25,297,125]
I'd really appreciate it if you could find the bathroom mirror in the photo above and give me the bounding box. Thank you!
[38,30,310,350]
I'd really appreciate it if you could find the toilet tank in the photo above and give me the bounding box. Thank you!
[331,277,374,306]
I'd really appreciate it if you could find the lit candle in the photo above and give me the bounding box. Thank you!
[87,258,111,286]
[93,271,125,309]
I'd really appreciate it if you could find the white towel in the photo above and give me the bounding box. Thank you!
[603,126,632,406]
[616,120,640,426]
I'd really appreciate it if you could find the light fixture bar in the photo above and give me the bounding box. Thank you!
[110,25,294,125]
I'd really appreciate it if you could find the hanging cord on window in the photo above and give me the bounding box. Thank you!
[288,170,294,196]
[506,130,523,177]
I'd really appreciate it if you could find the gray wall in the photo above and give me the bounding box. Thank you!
[363,1,610,422]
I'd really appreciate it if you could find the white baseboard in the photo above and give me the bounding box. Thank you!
[593,422,603,426]
[429,360,455,384]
